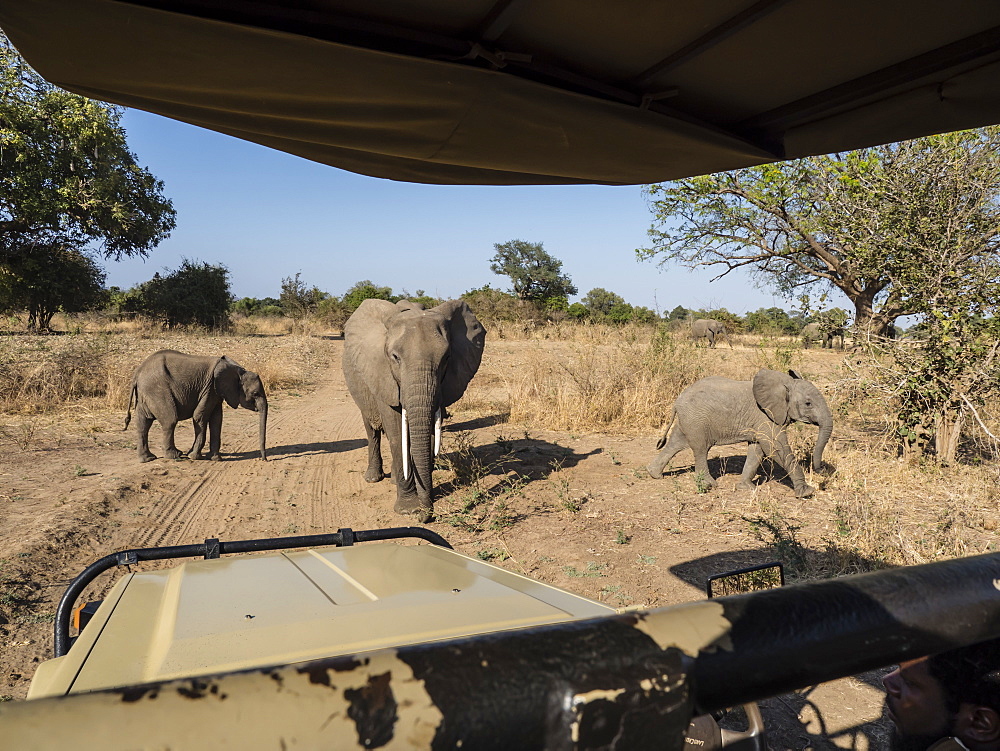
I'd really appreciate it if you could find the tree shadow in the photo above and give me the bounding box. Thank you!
[446,414,510,432]
[434,433,599,498]
[224,438,367,461]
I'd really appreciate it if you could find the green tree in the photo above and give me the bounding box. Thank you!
[667,305,689,321]
[0,244,105,329]
[744,307,797,335]
[231,297,281,317]
[638,128,1000,340]
[0,33,175,261]
[581,288,626,317]
[400,289,442,308]
[135,259,231,328]
[489,240,577,303]
[342,280,396,312]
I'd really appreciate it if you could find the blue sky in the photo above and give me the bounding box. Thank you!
[107,109,790,315]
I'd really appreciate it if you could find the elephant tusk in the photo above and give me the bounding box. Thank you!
[434,408,442,457]
[401,408,410,481]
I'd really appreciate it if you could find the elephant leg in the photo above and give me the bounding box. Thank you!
[689,437,717,489]
[207,405,223,461]
[381,409,429,520]
[647,427,689,477]
[135,414,157,463]
[188,418,207,459]
[161,418,184,461]
[363,420,385,483]
[762,432,813,497]
[738,443,763,490]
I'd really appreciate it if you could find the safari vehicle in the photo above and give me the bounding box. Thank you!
[24,528,777,749]
[2,1,1000,748]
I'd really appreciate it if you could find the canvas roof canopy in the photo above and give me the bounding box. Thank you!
[2,0,1000,185]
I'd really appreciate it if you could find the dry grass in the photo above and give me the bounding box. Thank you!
[0,330,328,415]
[468,328,807,434]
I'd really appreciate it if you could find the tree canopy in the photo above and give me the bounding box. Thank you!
[489,239,577,305]
[638,128,1000,339]
[0,33,175,261]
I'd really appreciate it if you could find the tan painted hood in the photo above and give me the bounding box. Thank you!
[29,543,613,698]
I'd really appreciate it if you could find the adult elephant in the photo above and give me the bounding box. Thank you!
[691,318,730,348]
[125,350,268,463]
[343,299,486,522]
[647,369,832,498]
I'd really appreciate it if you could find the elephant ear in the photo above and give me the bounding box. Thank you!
[752,368,792,425]
[344,299,403,408]
[214,356,244,409]
[433,299,486,408]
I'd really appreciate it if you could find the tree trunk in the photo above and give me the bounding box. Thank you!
[935,406,965,465]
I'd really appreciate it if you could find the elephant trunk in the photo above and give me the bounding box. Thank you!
[257,396,268,461]
[812,418,832,472]
[402,373,438,511]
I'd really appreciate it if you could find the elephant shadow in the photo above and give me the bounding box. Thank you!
[669,550,894,750]
[433,432,599,500]
[659,453,834,493]
[225,438,368,461]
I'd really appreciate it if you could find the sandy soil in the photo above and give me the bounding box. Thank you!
[0,336,892,749]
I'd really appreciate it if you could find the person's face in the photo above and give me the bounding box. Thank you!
[883,658,955,751]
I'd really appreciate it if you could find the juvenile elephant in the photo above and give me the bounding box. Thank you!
[691,318,730,348]
[125,350,268,463]
[647,369,832,497]
[343,299,486,522]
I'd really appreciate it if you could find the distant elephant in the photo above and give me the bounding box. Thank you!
[125,350,268,463]
[691,318,731,348]
[802,322,845,349]
[343,299,486,522]
[647,369,832,498]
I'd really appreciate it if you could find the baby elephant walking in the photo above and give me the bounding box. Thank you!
[125,350,268,463]
[647,369,832,497]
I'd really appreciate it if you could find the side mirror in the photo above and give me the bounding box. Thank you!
[707,562,784,599]
[686,562,784,750]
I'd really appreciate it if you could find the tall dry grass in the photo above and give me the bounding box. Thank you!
[0,330,326,414]
[476,326,806,433]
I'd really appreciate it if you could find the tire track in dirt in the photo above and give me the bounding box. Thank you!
[125,343,397,549]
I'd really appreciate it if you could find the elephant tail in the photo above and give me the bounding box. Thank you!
[124,382,137,430]
[655,409,677,450]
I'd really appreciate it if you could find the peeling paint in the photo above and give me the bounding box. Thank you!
[634,601,734,656]
[345,672,397,748]
[573,687,626,706]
